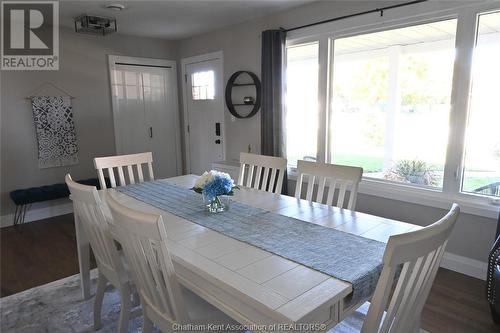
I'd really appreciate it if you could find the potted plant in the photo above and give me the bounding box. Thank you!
[385,159,437,186]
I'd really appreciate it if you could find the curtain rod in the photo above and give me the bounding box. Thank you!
[115,62,172,69]
[283,0,428,33]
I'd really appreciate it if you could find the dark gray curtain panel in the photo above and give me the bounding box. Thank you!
[261,29,288,194]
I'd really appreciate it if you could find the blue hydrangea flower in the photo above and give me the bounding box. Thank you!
[202,175,234,202]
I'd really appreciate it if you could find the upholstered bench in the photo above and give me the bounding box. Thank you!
[9,178,108,226]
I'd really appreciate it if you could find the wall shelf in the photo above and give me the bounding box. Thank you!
[225,71,261,119]
[233,83,256,87]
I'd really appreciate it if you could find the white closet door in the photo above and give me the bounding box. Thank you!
[142,67,180,178]
[111,66,149,155]
[110,58,181,179]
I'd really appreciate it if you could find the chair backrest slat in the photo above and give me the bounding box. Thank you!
[295,174,305,199]
[126,165,135,184]
[147,162,155,180]
[246,165,254,188]
[260,167,274,192]
[94,152,154,189]
[136,163,144,182]
[117,166,126,186]
[326,179,337,206]
[316,177,327,203]
[106,192,189,327]
[380,260,416,332]
[65,174,122,277]
[347,181,360,210]
[295,160,363,210]
[97,169,106,191]
[238,164,246,187]
[361,204,460,333]
[268,168,276,192]
[306,175,315,201]
[238,153,287,194]
[108,168,117,188]
[336,181,348,208]
[253,166,263,190]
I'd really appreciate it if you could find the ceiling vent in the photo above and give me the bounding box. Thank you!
[74,14,117,36]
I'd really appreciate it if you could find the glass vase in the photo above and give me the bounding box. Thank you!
[203,194,230,213]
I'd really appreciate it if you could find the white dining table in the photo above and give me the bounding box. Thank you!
[74,174,420,332]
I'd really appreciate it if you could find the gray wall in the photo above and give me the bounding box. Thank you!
[0,28,176,216]
[176,0,498,264]
[355,193,496,261]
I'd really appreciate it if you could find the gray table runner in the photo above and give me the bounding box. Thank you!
[116,180,386,306]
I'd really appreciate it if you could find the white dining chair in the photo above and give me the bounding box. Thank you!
[93,152,154,189]
[330,204,460,333]
[106,191,239,333]
[295,160,363,210]
[65,174,138,333]
[238,152,287,194]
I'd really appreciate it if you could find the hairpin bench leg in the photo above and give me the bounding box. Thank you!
[13,204,27,226]
[13,204,29,231]
[21,204,28,225]
[13,205,21,226]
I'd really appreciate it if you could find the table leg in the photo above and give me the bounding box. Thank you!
[74,210,91,299]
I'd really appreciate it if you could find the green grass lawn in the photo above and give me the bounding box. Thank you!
[462,176,500,193]
[332,154,383,173]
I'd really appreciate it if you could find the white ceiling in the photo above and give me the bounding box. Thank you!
[60,0,313,40]
[334,12,500,55]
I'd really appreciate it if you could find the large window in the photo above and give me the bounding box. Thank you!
[462,11,500,197]
[285,42,319,166]
[285,3,500,206]
[330,20,457,188]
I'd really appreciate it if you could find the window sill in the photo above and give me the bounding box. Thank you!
[287,168,500,220]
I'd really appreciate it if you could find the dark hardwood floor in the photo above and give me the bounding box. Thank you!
[1,214,96,297]
[1,214,499,332]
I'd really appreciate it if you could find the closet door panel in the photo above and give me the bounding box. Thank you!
[111,66,149,155]
[142,69,180,179]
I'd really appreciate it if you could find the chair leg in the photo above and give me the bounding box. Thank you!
[412,315,421,333]
[94,272,108,330]
[490,304,500,324]
[142,315,154,333]
[117,283,132,333]
[131,291,141,307]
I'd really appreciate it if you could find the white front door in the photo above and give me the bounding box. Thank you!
[109,57,181,179]
[184,57,225,175]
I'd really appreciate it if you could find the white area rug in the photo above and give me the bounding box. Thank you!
[0,270,147,332]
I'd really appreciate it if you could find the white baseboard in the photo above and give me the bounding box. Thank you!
[1,199,74,228]
[441,252,487,280]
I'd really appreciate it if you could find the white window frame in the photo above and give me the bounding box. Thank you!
[285,1,500,219]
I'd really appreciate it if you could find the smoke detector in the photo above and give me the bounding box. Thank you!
[74,14,117,36]
[105,3,126,11]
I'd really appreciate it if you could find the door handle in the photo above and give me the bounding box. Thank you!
[149,127,153,138]
[215,139,221,144]
[215,122,221,136]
